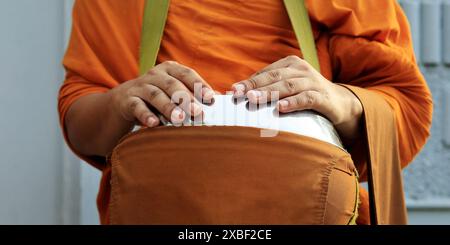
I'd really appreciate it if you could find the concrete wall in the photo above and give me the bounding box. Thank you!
[0,0,65,224]
[399,0,450,224]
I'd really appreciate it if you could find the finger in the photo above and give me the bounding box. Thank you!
[128,97,160,127]
[171,89,202,117]
[277,90,328,115]
[163,61,215,102]
[147,73,203,117]
[136,84,186,124]
[232,67,308,97]
[246,78,314,104]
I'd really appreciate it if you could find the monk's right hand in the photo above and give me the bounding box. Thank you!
[110,61,215,127]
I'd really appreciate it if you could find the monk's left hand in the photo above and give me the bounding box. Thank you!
[231,55,363,141]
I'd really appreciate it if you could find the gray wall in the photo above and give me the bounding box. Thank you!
[0,0,65,224]
[399,0,450,224]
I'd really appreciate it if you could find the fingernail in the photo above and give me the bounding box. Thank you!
[202,87,215,101]
[191,102,202,116]
[278,100,289,110]
[232,84,245,97]
[246,90,262,103]
[171,107,185,123]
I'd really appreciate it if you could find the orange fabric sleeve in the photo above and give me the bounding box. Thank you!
[58,0,143,168]
[307,0,432,171]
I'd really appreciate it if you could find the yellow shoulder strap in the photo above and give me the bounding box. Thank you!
[139,0,320,74]
[139,0,171,75]
[283,0,320,72]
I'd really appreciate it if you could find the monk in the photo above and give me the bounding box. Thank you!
[59,0,432,224]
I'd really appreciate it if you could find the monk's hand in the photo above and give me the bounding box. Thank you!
[231,55,363,140]
[110,61,215,127]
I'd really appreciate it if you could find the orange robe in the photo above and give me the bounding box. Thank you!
[59,0,432,224]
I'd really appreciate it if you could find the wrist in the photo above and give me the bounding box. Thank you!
[348,90,363,122]
[333,84,363,141]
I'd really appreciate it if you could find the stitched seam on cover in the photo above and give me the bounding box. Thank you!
[317,156,337,224]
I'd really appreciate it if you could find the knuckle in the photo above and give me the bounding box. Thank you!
[295,59,312,72]
[304,92,317,106]
[164,78,177,90]
[178,67,194,79]
[128,98,140,111]
[147,86,163,101]
[124,87,136,98]
[287,55,301,62]
[132,78,146,88]
[162,60,178,67]
[294,96,304,107]
[246,78,258,90]
[302,63,313,72]
[267,70,281,81]
[145,68,158,76]
[283,79,297,93]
